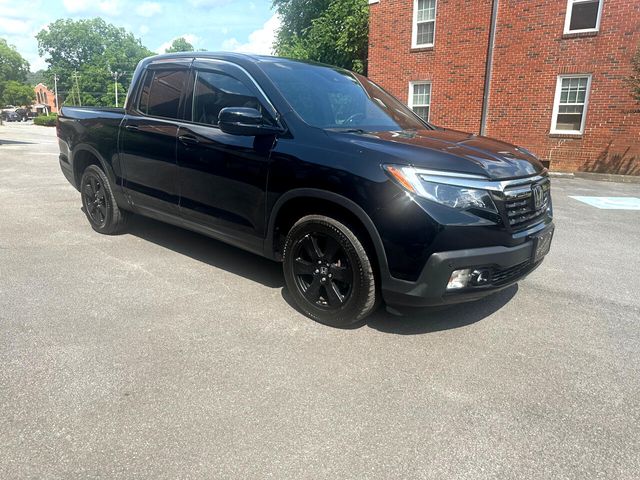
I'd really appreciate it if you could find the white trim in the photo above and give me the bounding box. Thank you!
[564,0,604,34]
[408,81,432,122]
[411,0,437,48]
[550,74,592,135]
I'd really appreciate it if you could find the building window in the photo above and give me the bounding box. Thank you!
[408,82,431,122]
[551,75,591,134]
[564,0,603,34]
[412,0,437,48]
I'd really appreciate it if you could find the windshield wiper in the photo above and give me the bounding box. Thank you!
[326,127,368,134]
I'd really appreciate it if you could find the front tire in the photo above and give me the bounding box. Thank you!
[80,165,129,235]
[283,215,377,327]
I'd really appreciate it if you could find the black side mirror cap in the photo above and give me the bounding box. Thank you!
[218,107,284,136]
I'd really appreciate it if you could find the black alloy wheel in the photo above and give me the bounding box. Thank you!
[80,165,129,234]
[291,232,354,310]
[283,215,377,326]
[81,171,107,227]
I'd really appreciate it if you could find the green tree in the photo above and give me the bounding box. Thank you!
[165,37,195,53]
[26,69,46,86]
[272,0,369,73]
[2,80,35,106]
[0,39,30,83]
[36,18,154,106]
[0,39,31,102]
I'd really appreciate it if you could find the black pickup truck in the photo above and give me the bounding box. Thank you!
[57,53,554,326]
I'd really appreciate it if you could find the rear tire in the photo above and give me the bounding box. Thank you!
[80,165,129,235]
[283,215,377,327]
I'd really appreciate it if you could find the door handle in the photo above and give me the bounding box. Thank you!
[125,125,140,132]
[178,134,200,146]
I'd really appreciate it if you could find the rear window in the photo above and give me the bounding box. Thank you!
[138,69,188,119]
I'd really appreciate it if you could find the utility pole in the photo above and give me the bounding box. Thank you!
[110,70,123,107]
[72,71,82,107]
[53,74,59,113]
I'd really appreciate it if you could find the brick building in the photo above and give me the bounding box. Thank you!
[33,83,58,115]
[368,0,640,174]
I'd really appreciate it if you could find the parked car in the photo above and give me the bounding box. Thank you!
[3,111,20,122]
[15,108,29,121]
[57,53,554,326]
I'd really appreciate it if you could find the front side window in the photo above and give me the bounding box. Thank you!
[191,70,263,126]
[408,82,431,122]
[412,0,437,48]
[551,75,591,134]
[564,0,603,33]
[138,69,188,119]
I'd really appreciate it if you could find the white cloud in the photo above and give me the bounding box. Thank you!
[187,0,232,6]
[0,17,30,34]
[156,33,199,54]
[135,2,162,17]
[139,25,150,35]
[27,55,48,72]
[62,0,89,13]
[221,14,280,56]
[98,0,122,16]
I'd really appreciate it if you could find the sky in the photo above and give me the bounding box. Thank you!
[0,0,280,72]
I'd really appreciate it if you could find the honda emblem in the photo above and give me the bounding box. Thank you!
[532,184,544,209]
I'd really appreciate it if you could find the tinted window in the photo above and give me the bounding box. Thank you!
[138,69,187,119]
[569,0,599,31]
[260,61,428,131]
[191,70,263,125]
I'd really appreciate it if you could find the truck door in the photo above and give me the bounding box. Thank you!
[120,63,190,216]
[176,60,277,249]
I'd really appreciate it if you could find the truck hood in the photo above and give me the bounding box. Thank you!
[330,128,545,180]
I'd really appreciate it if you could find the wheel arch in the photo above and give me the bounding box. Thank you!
[71,145,115,189]
[266,189,391,281]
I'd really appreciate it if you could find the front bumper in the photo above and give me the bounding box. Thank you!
[382,223,553,307]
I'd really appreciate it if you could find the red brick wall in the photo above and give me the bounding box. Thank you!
[369,0,493,133]
[368,0,640,174]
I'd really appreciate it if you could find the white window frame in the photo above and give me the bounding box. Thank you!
[408,81,432,122]
[550,74,592,135]
[411,0,437,48]
[564,0,604,34]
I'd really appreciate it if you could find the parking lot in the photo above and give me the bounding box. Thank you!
[1,122,639,479]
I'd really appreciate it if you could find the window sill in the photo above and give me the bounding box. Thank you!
[410,46,434,53]
[562,31,598,39]
[549,133,583,139]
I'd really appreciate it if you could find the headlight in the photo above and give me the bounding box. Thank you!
[384,164,497,213]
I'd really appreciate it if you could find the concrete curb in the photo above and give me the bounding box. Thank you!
[549,171,640,184]
[548,172,575,178]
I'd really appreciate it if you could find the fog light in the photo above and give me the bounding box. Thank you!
[470,268,490,286]
[447,269,472,290]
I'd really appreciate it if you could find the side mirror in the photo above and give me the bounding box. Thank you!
[218,107,283,136]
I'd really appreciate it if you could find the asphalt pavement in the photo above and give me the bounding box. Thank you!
[1,122,639,479]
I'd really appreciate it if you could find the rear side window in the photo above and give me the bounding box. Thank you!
[138,69,187,119]
[191,70,264,126]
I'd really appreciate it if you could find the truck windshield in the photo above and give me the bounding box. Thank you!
[260,61,429,132]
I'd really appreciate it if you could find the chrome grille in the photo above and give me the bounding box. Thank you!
[502,180,550,229]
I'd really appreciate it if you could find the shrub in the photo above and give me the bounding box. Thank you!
[33,114,57,126]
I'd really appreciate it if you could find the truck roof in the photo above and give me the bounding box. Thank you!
[144,52,341,71]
